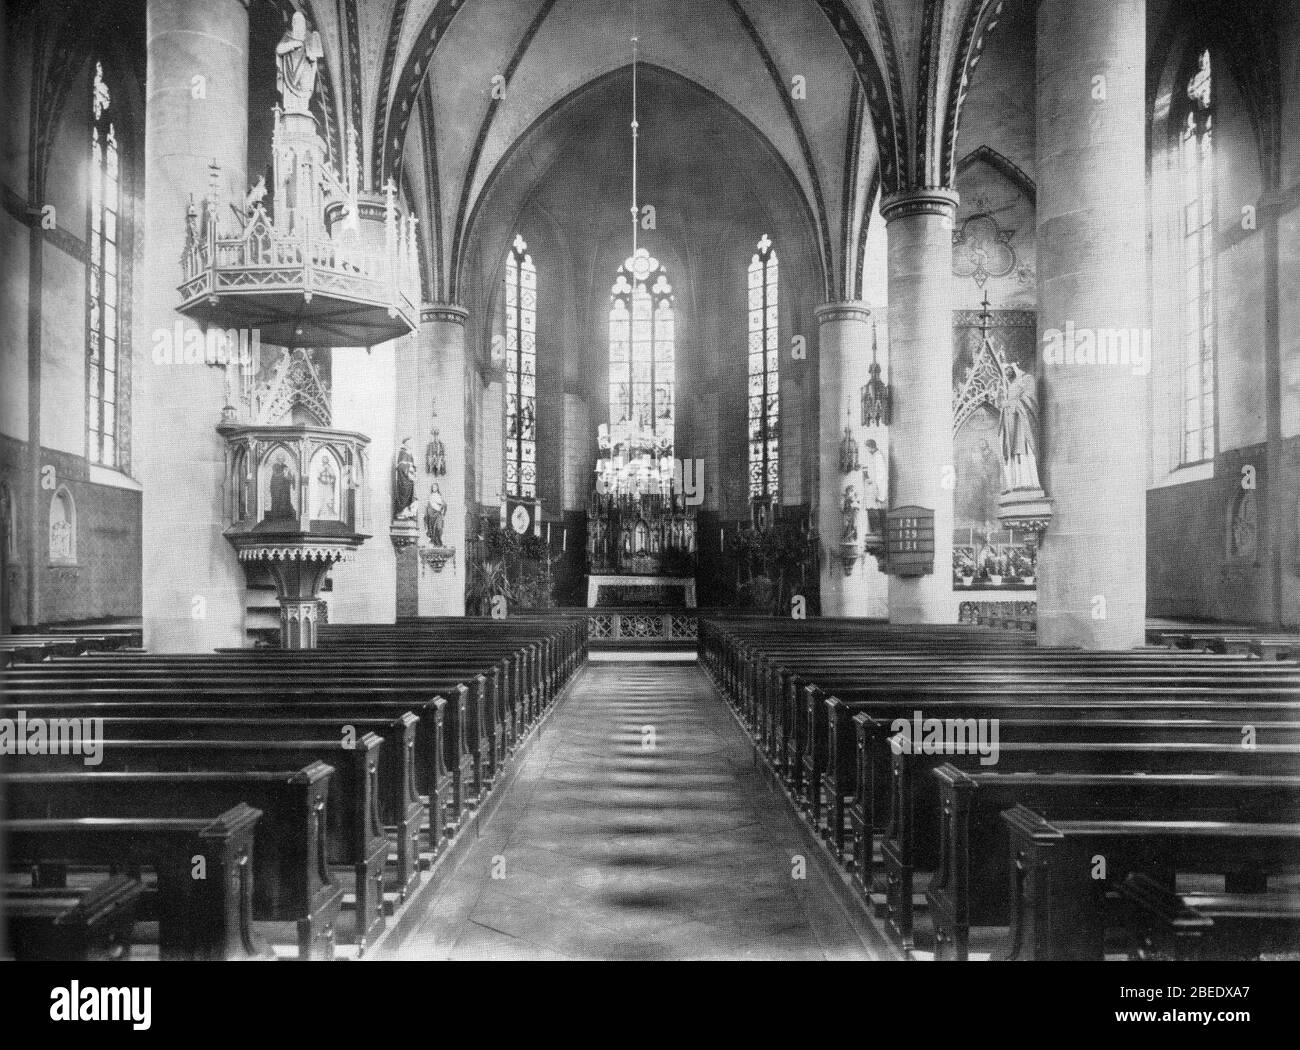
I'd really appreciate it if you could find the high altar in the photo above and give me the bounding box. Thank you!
[586,422,698,607]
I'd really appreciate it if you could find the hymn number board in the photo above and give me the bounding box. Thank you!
[885,506,935,576]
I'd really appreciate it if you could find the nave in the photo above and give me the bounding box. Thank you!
[390,660,878,961]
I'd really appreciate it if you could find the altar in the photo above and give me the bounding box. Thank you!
[587,574,697,609]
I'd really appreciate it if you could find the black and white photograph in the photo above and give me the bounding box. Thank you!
[1,0,1298,1024]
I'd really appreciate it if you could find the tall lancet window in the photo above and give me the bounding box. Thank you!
[88,61,121,467]
[504,234,537,498]
[1179,48,1216,464]
[747,235,779,500]
[608,247,675,455]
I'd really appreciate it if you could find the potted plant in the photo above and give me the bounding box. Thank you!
[953,548,976,587]
[985,549,1003,586]
[1011,547,1035,586]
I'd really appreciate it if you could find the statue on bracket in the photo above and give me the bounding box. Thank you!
[424,483,447,548]
[997,362,1041,492]
[275,12,324,115]
[840,484,861,545]
[425,428,447,477]
[393,438,418,520]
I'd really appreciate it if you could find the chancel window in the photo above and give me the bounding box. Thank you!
[1178,49,1216,465]
[608,248,674,457]
[747,235,779,500]
[88,61,121,468]
[504,234,537,498]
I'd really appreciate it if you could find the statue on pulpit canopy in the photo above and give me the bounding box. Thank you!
[276,13,324,115]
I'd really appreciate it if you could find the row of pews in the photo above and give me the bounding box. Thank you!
[700,617,1300,961]
[1,616,586,961]
[1145,620,1300,660]
[0,623,143,668]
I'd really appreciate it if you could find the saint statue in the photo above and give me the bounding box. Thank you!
[425,429,447,476]
[998,363,1041,492]
[268,457,295,520]
[393,439,418,520]
[276,12,324,116]
[840,484,861,545]
[315,459,337,519]
[424,483,447,547]
[863,439,888,508]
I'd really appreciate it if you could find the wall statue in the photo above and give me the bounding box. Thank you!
[997,362,1041,492]
[424,483,447,547]
[393,438,418,520]
[425,428,447,476]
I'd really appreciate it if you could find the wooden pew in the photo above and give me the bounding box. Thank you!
[5,679,469,840]
[826,681,1300,872]
[882,739,1300,947]
[1116,872,1300,961]
[15,660,503,804]
[4,765,344,959]
[6,803,272,961]
[1,707,423,902]
[1001,804,1300,960]
[8,734,390,950]
[6,875,145,961]
[926,767,1300,960]
[818,675,1300,853]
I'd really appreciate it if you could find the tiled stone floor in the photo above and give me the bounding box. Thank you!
[391,660,878,960]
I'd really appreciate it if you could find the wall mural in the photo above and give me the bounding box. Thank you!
[951,308,1038,590]
[952,213,1018,288]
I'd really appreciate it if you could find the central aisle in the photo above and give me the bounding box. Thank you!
[390,659,879,960]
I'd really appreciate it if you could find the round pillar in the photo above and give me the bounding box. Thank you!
[881,189,960,624]
[816,302,887,618]
[139,0,250,652]
[1035,0,1148,648]
[401,305,469,617]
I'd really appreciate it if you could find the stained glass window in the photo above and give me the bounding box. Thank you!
[504,234,537,498]
[1179,49,1215,465]
[747,235,779,499]
[608,248,674,455]
[88,62,120,468]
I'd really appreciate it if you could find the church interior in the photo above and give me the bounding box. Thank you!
[2,0,1300,965]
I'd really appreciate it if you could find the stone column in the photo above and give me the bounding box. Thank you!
[414,305,469,616]
[139,0,249,652]
[881,189,959,624]
[816,302,886,618]
[1035,0,1147,648]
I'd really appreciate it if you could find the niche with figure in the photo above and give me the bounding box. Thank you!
[49,487,76,564]
[261,445,299,522]
[309,446,343,522]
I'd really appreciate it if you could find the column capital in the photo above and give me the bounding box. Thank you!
[814,301,872,326]
[420,303,468,325]
[879,187,960,223]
